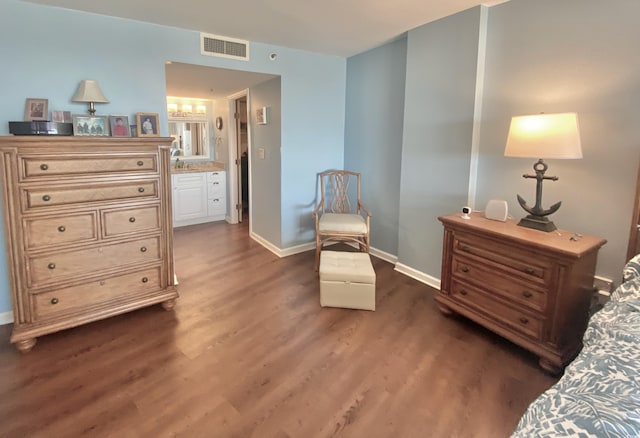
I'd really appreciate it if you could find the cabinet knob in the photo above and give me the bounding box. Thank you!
[460,245,470,252]
[57,226,66,232]
[50,298,59,305]
[47,263,56,270]
[213,198,219,202]
[522,290,533,298]
[142,277,148,283]
[460,289,468,296]
[213,182,219,185]
[138,187,145,193]
[524,267,535,275]
[137,160,144,166]
[519,317,529,325]
[461,266,469,273]
[140,246,147,253]
[42,195,51,202]
[40,164,49,171]
[129,217,136,223]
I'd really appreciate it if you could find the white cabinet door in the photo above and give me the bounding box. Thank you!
[172,173,208,223]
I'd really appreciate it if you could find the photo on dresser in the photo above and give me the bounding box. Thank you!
[136,112,160,137]
[109,115,130,137]
[24,98,48,121]
[72,115,109,136]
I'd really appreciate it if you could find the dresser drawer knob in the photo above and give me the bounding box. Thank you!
[129,217,136,223]
[140,246,147,253]
[40,164,49,171]
[57,226,66,232]
[460,245,470,252]
[47,263,56,270]
[522,290,533,298]
[460,289,468,296]
[137,160,144,166]
[50,298,59,305]
[461,266,469,273]
[142,277,148,283]
[99,280,105,286]
[524,267,536,275]
[138,187,145,193]
[519,317,529,325]
[42,195,51,202]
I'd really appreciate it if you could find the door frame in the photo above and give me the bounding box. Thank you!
[227,89,252,232]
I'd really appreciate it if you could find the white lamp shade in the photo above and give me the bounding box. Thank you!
[505,113,582,159]
[72,80,109,103]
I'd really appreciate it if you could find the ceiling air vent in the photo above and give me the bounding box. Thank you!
[201,33,249,61]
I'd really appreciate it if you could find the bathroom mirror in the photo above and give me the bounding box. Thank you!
[168,120,210,159]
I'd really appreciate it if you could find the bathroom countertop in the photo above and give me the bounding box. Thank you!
[171,161,225,174]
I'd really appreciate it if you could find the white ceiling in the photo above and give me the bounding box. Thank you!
[24,0,511,101]
[24,0,511,57]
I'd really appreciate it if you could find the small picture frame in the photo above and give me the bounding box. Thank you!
[256,107,268,125]
[51,110,72,123]
[72,115,109,136]
[136,112,160,137]
[109,115,131,137]
[24,98,48,121]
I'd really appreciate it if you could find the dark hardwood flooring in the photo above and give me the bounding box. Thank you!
[0,221,557,437]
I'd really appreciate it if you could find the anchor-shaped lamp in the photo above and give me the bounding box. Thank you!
[504,113,582,232]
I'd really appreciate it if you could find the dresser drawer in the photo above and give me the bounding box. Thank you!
[453,233,552,287]
[102,205,160,238]
[24,180,158,210]
[31,266,162,321]
[24,212,98,250]
[450,279,543,341]
[451,256,547,312]
[28,236,161,286]
[20,155,157,179]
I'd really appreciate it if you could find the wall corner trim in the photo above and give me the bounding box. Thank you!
[394,263,441,290]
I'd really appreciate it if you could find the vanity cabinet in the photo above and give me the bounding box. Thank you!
[0,136,178,353]
[437,212,606,374]
[172,170,226,227]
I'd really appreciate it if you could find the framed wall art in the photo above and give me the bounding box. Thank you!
[256,106,268,125]
[136,112,160,137]
[24,98,48,121]
[72,115,109,136]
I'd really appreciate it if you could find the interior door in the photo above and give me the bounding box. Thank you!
[627,159,640,261]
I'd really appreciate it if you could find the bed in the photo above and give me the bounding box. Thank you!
[511,255,640,437]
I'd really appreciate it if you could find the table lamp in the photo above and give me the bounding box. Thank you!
[504,112,582,232]
[72,80,109,115]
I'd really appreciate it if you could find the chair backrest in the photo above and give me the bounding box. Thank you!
[318,170,361,215]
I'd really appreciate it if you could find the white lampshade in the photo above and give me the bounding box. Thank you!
[71,80,109,103]
[505,113,582,159]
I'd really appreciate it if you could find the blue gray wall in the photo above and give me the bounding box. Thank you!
[0,0,346,314]
[397,7,482,276]
[251,78,282,245]
[345,37,407,256]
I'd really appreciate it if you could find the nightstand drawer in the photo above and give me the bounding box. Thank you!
[453,233,552,287]
[20,155,157,179]
[102,205,160,237]
[31,266,162,321]
[24,212,98,250]
[28,236,161,286]
[24,180,158,210]
[450,280,543,341]
[452,256,547,312]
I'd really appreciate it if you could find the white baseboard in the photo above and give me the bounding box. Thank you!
[370,247,398,264]
[0,311,13,325]
[394,263,441,290]
[250,232,316,258]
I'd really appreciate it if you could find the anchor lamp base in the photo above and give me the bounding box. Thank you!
[518,214,557,232]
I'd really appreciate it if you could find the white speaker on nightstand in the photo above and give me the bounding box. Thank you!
[485,199,508,222]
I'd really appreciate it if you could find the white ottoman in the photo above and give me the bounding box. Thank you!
[319,251,376,311]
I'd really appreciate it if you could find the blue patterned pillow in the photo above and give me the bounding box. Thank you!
[623,254,640,283]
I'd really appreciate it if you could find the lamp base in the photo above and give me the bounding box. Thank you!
[517,215,557,232]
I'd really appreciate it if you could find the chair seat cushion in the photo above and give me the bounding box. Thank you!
[319,213,367,234]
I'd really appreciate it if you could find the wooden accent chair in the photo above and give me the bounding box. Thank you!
[313,170,371,269]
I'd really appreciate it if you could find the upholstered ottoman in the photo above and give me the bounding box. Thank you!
[319,251,376,311]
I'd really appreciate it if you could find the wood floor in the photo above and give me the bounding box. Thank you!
[0,221,557,438]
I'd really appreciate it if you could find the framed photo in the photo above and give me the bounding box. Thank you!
[109,115,131,137]
[136,112,160,137]
[24,98,48,121]
[72,115,109,136]
[51,110,72,123]
[256,107,268,125]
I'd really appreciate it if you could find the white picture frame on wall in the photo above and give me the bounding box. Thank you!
[256,106,268,125]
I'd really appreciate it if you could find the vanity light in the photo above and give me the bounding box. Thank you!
[182,104,193,114]
[167,103,178,114]
[196,105,207,114]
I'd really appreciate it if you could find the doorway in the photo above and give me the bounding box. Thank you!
[236,96,249,223]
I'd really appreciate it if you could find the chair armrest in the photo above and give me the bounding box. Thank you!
[312,201,323,218]
[358,201,372,218]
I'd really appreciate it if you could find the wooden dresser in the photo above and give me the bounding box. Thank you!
[0,136,178,353]
[437,212,606,374]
